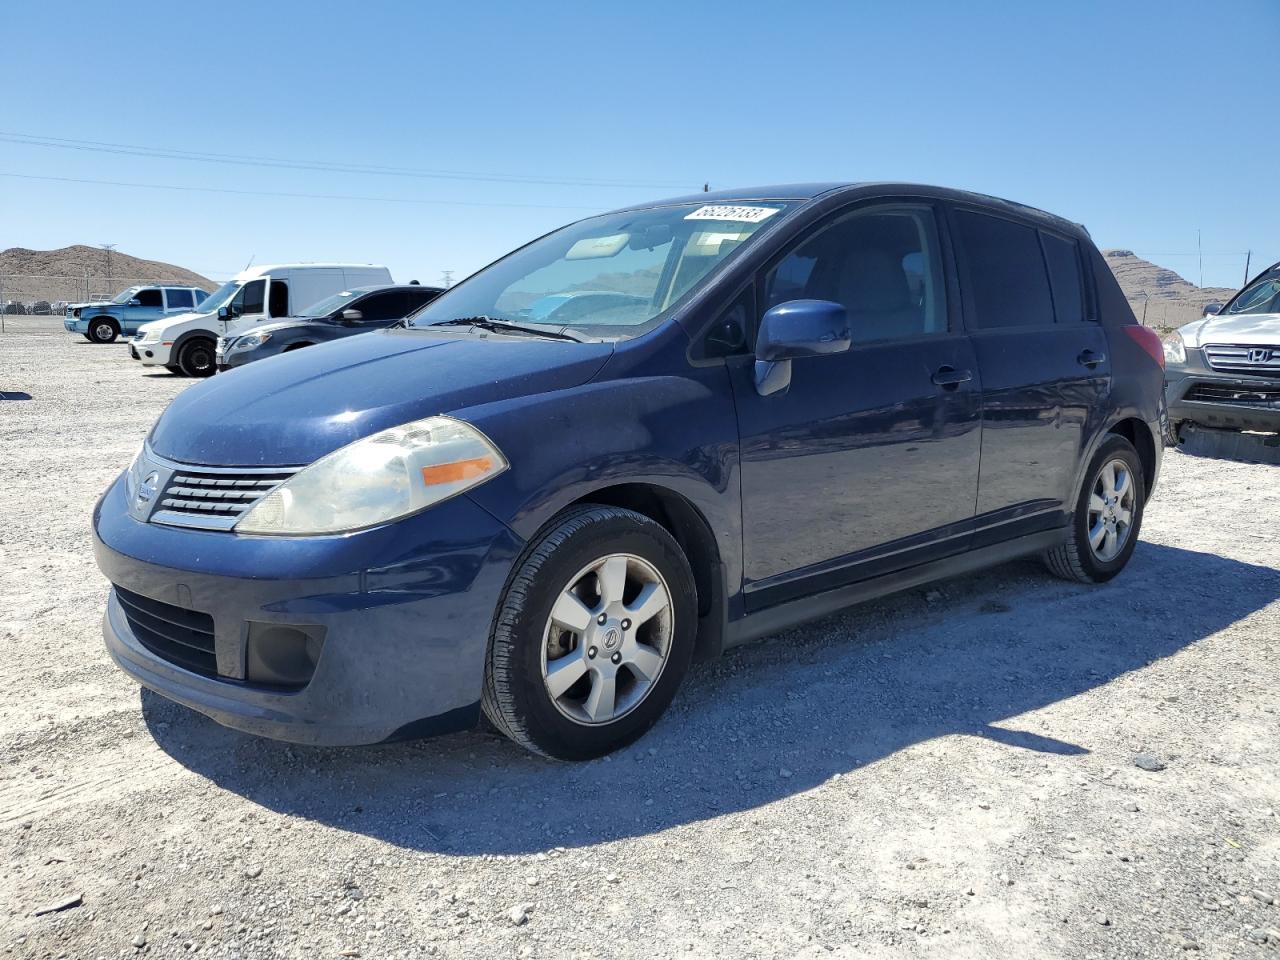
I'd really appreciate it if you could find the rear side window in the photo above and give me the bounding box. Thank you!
[269,280,289,317]
[165,288,194,309]
[134,288,163,308]
[953,210,1054,329]
[1040,233,1087,323]
[406,288,441,310]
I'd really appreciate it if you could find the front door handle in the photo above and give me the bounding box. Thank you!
[1077,349,1107,367]
[931,365,973,389]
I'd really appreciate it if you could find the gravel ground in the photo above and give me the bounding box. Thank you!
[2,316,1278,960]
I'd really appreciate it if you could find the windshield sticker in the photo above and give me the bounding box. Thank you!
[566,234,629,260]
[684,204,782,224]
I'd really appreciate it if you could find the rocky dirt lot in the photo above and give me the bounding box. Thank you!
[1,317,1278,960]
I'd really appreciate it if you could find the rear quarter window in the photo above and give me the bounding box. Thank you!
[1040,232,1087,323]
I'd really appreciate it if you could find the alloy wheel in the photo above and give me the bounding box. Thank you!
[1087,458,1135,562]
[540,553,673,725]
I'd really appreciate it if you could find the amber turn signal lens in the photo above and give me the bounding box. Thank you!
[420,456,494,486]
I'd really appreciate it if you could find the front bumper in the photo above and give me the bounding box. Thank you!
[1166,354,1280,434]
[133,340,172,365]
[65,317,85,333]
[93,473,523,745]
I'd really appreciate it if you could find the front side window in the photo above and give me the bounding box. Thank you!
[1224,273,1280,315]
[133,288,163,308]
[230,279,266,317]
[112,286,145,304]
[953,210,1056,329]
[410,201,796,339]
[762,206,947,343]
[353,290,406,322]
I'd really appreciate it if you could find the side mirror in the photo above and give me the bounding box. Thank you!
[128,299,142,307]
[753,299,851,396]
[217,306,230,320]
[1202,301,1223,317]
[341,308,363,323]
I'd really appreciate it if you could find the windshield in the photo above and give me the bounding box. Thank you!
[410,201,795,338]
[196,280,242,315]
[1224,270,1280,316]
[300,289,367,317]
[110,286,146,304]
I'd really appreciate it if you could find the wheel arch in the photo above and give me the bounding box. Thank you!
[563,482,727,662]
[1105,416,1158,502]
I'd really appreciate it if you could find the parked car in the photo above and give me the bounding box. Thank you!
[1164,260,1280,438]
[130,264,392,377]
[94,183,1165,760]
[3,302,28,315]
[31,300,53,316]
[64,285,211,343]
[216,283,442,372]
[520,290,649,324]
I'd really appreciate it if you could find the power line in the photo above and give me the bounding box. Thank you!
[0,171,609,211]
[0,131,693,191]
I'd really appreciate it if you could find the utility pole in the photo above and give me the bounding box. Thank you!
[1243,250,1252,287]
[1196,230,1203,289]
[440,270,454,288]
[100,243,117,297]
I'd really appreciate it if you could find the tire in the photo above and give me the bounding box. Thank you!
[164,364,182,374]
[1043,434,1146,584]
[87,318,119,344]
[177,338,217,378]
[482,506,698,760]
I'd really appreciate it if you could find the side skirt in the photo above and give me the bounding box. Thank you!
[724,527,1067,648]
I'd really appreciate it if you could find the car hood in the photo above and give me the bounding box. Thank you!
[1180,312,1280,348]
[233,317,330,338]
[69,300,115,310]
[148,329,614,466]
[137,311,211,337]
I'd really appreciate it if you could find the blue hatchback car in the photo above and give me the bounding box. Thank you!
[94,184,1167,759]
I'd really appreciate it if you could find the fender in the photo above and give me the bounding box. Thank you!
[459,366,743,624]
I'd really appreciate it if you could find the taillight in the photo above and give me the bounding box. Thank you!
[1122,324,1164,369]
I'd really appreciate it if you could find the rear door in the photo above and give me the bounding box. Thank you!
[163,288,195,315]
[948,206,1110,543]
[729,201,982,610]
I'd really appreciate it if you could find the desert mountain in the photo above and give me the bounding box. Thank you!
[1,246,215,305]
[1101,250,1237,330]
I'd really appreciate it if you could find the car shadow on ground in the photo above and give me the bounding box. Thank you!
[142,541,1280,855]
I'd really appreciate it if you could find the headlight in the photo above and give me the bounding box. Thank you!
[236,416,507,535]
[138,329,160,343]
[123,442,145,502]
[230,333,270,352]
[1162,332,1186,365]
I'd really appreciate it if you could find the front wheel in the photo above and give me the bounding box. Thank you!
[482,506,698,760]
[177,338,216,377]
[1043,434,1146,583]
[87,318,119,343]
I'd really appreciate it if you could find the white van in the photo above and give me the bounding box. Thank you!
[130,263,393,377]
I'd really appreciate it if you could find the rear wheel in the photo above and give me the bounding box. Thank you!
[87,318,119,344]
[482,506,698,760]
[1043,434,1145,583]
[177,338,216,377]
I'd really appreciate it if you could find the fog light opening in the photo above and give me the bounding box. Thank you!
[245,623,325,689]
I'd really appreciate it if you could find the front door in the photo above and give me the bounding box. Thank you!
[729,202,982,611]
[947,207,1111,543]
[224,278,268,336]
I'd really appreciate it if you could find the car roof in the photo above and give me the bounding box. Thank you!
[345,284,445,295]
[605,182,1087,236]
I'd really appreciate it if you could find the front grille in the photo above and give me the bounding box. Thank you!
[1203,343,1280,374]
[1185,382,1280,407]
[151,466,295,531]
[115,585,217,677]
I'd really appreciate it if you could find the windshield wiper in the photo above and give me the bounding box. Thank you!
[428,315,587,342]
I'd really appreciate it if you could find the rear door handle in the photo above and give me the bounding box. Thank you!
[931,365,973,388]
[1078,349,1106,367]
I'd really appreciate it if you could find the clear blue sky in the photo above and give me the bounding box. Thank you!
[3,0,1277,290]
